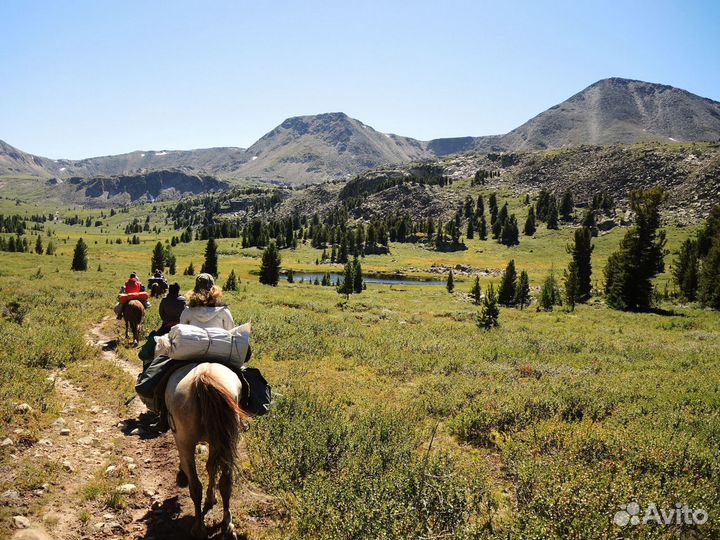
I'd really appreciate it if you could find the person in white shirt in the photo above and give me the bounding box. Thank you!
[179,273,234,330]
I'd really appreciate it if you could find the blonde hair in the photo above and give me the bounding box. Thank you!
[186,285,226,307]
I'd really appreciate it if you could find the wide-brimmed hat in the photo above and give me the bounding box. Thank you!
[194,273,215,292]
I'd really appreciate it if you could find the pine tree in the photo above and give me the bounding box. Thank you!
[673,238,699,301]
[524,206,536,236]
[478,212,487,240]
[352,257,363,293]
[46,241,55,256]
[500,215,520,246]
[201,237,219,277]
[287,269,295,283]
[477,283,500,330]
[184,261,195,276]
[34,235,43,254]
[151,241,165,274]
[582,209,598,237]
[536,189,551,221]
[446,270,454,293]
[514,270,531,309]
[466,219,474,239]
[224,269,239,291]
[489,193,498,225]
[546,198,559,229]
[566,227,594,302]
[497,259,518,306]
[697,206,720,257]
[605,188,667,311]
[71,238,88,271]
[538,268,562,311]
[698,238,720,309]
[337,260,354,299]
[259,241,281,286]
[492,203,509,239]
[476,194,485,216]
[470,276,481,305]
[564,262,580,311]
[560,191,574,221]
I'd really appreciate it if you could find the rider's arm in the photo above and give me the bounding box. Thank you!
[223,308,235,330]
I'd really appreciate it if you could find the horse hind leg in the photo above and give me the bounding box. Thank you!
[202,448,218,513]
[179,446,206,538]
[219,465,236,539]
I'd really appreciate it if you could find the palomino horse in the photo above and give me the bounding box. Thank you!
[122,299,145,345]
[165,362,249,539]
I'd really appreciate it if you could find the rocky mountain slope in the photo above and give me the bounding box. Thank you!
[226,112,431,182]
[2,78,719,187]
[498,78,720,150]
[236,142,720,225]
[49,170,230,207]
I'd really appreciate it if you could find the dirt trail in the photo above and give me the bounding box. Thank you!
[10,317,234,540]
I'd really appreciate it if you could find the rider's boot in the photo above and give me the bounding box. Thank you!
[155,409,169,432]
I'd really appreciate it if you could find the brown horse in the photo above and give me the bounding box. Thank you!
[165,363,248,539]
[122,299,145,345]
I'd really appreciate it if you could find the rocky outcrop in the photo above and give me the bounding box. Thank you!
[71,170,230,204]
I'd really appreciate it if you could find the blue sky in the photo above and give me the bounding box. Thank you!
[1,0,718,159]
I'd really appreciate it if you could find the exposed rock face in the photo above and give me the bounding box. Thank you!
[65,170,230,205]
[352,182,462,222]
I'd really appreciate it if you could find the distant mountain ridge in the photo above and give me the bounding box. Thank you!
[2,77,719,185]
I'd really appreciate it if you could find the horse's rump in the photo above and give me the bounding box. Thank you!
[124,299,145,320]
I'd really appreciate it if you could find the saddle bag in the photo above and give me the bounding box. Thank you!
[239,366,272,416]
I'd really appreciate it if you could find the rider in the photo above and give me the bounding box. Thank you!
[115,272,150,319]
[148,269,168,296]
[137,274,240,431]
[125,272,143,294]
[158,282,186,334]
[179,273,235,330]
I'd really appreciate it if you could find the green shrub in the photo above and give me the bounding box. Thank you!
[247,391,491,539]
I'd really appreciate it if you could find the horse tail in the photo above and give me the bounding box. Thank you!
[194,371,248,478]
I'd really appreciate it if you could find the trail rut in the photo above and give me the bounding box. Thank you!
[10,317,233,539]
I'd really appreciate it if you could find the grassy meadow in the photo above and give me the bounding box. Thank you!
[0,191,718,539]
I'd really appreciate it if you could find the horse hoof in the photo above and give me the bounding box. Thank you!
[176,469,188,488]
[223,521,237,540]
[191,522,207,538]
[202,494,217,513]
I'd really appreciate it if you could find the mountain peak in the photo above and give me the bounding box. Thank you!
[501,77,720,149]
[279,112,351,131]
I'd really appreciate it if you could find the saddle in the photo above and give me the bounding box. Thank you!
[135,348,271,417]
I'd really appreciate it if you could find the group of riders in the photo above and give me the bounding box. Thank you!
[116,270,242,431]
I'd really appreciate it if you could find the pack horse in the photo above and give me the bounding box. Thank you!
[165,362,249,539]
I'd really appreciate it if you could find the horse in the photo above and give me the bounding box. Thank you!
[150,280,168,298]
[122,299,145,345]
[165,362,249,539]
